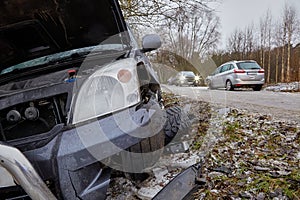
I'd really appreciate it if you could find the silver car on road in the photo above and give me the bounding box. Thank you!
[206,60,265,91]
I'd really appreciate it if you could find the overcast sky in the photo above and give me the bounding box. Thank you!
[214,0,300,48]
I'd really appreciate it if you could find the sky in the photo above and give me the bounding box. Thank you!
[213,0,300,48]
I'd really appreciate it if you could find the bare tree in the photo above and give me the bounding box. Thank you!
[260,10,272,73]
[120,0,216,25]
[163,3,220,61]
[266,11,272,83]
[283,4,298,82]
[120,0,220,64]
[273,22,283,83]
[226,25,256,61]
[244,24,255,59]
[219,4,300,83]
[227,28,243,59]
[281,19,287,82]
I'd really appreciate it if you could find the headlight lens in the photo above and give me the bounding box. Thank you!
[195,75,200,81]
[72,58,140,124]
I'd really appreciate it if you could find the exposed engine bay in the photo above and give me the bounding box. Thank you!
[0,51,160,147]
[1,93,67,141]
[0,69,72,144]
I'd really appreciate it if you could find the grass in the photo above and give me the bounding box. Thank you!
[192,140,203,150]
[169,93,300,199]
[243,172,300,199]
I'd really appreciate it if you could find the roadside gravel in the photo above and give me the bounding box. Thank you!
[107,95,300,200]
[190,102,300,199]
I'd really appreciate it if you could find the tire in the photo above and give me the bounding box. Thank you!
[126,130,165,177]
[225,80,234,91]
[208,81,213,90]
[164,106,190,145]
[121,105,190,180]
[253,85,262,91]
[120,130,164,181]
[119,98,165,179]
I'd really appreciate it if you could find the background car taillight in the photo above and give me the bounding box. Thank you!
[258,69,265,73]
[234,69,245,73]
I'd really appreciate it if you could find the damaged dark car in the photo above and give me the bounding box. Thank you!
[0,0,174,199]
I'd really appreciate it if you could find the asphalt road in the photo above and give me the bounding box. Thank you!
[162,85,300,123]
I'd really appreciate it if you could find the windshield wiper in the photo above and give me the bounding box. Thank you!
[0,48,131,85]
[47,47,131,65]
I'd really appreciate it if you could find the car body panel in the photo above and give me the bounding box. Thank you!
[0,0,129,70]
[1,99,164,199]
[0,0,164,199]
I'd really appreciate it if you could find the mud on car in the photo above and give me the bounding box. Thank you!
[0,0,184,199]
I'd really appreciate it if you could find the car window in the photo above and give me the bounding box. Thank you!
[237,62,261,70]
[182,71,195,76]
[213,67,221,75]
[220,65,229,73]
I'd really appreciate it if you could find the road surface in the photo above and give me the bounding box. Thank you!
[162,85,300,123]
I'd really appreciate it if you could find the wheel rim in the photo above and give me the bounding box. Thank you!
[226,81,231,90]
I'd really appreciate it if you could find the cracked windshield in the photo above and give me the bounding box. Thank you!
[0,0,300,200]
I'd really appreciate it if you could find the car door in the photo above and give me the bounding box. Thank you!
[220,64,234,87]
[209,67,221,88]
[215,65,228,88]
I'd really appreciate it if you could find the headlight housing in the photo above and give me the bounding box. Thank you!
[72,58,140,124]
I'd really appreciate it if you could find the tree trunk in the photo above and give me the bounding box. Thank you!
[287,43,291,82]
[298,59,300,81]
[275,48,279,83]
[267,49,271,83]
[281,46,285,82]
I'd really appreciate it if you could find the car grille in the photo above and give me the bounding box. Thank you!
[185,77,194,82]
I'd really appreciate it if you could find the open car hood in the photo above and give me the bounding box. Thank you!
[0,0,129,70]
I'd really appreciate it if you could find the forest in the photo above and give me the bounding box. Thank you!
[119,0,300,84]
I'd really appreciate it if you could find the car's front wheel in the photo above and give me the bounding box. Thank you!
[225,80,234,91]
[207,81,213,89]
[126,130,164,171]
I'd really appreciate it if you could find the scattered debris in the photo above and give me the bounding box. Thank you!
[107,94,300,199]
[192,106,300,199]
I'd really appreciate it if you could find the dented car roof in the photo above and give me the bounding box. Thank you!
[0,0,129,69]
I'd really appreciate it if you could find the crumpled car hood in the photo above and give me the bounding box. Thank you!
[0,0,129,70]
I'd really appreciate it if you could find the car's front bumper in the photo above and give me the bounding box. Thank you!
[0,142,57,200]
[0,100,164,199]
[179,80,195,86]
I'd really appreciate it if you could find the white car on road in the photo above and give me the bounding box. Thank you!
[206,60,265,91]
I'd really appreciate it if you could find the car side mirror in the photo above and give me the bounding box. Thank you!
[141,34,161,52]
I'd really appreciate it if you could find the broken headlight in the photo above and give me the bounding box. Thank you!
[72,58,141,124]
